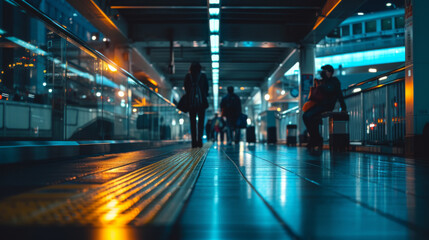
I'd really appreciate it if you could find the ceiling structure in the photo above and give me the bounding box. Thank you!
[109,0,329,104]
[68,0,381,108]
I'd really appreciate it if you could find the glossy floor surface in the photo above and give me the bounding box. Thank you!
[0,142,428,239]
[173,143,428,239]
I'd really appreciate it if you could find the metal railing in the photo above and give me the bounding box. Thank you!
[0,0,189,141]
[277,66,406,146]
[341,67,405,145]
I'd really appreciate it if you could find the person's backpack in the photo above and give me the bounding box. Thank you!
[188,73,207,112]
[222,94,240,118]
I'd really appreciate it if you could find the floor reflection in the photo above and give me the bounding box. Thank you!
[204,143,427,238]
[92,227,137,240]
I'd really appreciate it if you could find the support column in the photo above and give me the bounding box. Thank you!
[298,45,315,144]
[404,0,429,157]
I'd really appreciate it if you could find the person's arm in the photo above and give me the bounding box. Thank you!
[338,88,347,112]
[237,95,242,113]
[203,74,209,96]
[184,74,190,94]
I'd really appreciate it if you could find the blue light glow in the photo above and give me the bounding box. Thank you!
[212,62,219,69]
[243,41,254,47]
[209,8,220,16]
[211,54,219,61]
[315,47,405,69]
[6,36,49,56]
[209,0,220,4]
[285,62,300,76]
[213,85,219,110]
[209,19,220,33]
[210,35,219,47]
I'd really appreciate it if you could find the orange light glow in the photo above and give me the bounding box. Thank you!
[313,0,343,30]
[132,98,148,107]
[147,78,158,87]
[108,64,117,72]
[94,227,137,240]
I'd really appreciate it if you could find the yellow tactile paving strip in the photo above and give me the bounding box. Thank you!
[0,143,211,226]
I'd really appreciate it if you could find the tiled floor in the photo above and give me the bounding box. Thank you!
[1,142,428,239]
[174,143,428,239]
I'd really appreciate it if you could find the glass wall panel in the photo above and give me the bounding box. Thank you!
[365,21,377,33]
[395,16,404,29]
[382,18,393,31]
[0,0,189,142]
[63,42,102,140]
[101,62,129,140]
[341,25,350,37]
[26,0,99,42]
[352,23,363,35]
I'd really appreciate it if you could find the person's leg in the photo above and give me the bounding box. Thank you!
[234,127,240,143]
[189,111,197,147]
[226,119,233,144]
[206,126,210,141]
[303,105,326,149]
[303,111,314,149]
[197,110,205,147]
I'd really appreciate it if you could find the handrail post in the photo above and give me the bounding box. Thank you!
[385,85,391,144]
[360,91,365,145]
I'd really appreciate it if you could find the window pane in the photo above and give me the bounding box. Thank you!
[382,18,393,30]
[365,21,377,33]
[327,27,341,38]
[353,23,362,35]
[341,25,350,36]
[395,16,404,29]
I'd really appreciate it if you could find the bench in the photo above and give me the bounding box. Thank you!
[321,112,350,152]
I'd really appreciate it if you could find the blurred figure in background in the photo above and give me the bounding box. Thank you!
[221,86,242,144]
[184,62,209,148]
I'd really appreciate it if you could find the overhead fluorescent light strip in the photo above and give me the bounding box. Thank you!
[209,8,220,16]
[208,1,221,111]
[209,19,219,33]
[210,34,219,47]
[211,54,219,61]
[211,46,219,54]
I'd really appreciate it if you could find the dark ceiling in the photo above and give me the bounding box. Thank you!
[357,0,404,13]
[80,0,394,102]
[108,0,331,100]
